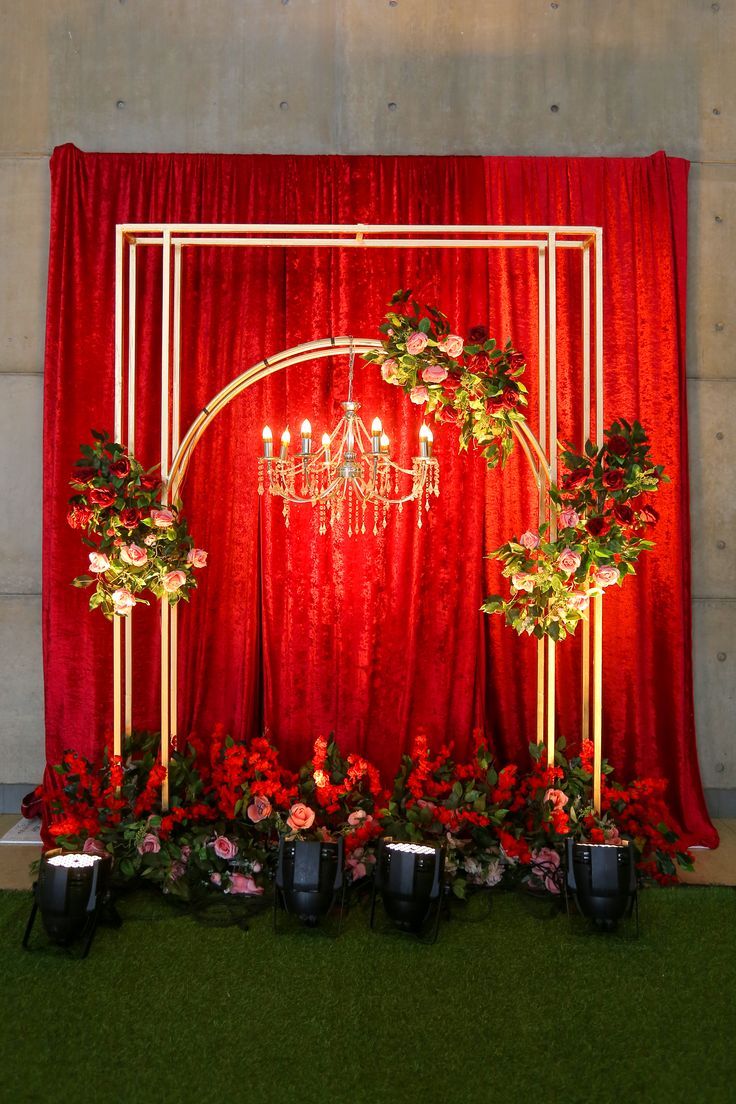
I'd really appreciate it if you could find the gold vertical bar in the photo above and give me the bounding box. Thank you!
[170,603,178,759]
[161,601,170,810]
[536,245,547,747]
[593,594,603,813]
[546,233,557,766]
[593,230,604,810]
[172,244,182,456]
[160,230,172,808]
[124,243,137,738]
[581,244,591,744]
[113,616,123,762]
[113,228,125,763]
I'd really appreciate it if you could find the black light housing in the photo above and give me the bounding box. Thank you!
[274,837,345,930]
[370,838,445,943]
[23,849,119,957]
[565,837,638,934]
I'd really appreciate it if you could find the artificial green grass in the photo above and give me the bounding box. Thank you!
[0,886,734,1104]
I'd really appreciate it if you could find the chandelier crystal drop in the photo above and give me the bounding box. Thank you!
[257,341,439,536]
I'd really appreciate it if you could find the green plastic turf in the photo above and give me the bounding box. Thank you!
[0,886,734,1104]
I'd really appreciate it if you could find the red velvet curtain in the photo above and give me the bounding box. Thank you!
[43,144,716,846]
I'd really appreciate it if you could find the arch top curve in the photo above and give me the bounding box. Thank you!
[166,334,551,505]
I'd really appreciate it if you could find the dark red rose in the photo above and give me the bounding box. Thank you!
[442,375,462,393]
[508,352,526,371]
[486,393,505,413]
[72,466,96,482]
[639,504,659,525]
[66,504,93,530]
[607,434,631,458]
[467,351,490,373]
[562,466,590,488]
[613,502,634,526]
[139,474,161,491]
[88,486,116,508]
[110,457,131,479]
[119,507,141,529]
[602,468,626,490]
[468,325,488,344]
[503,386,520,408]
[586,515,610,538]
[439,406,462,426]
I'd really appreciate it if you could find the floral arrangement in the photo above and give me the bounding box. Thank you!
[365,293,665,640]
[483,420,665,639]
[68,430,207,617]
[362,289,528,469]
[37,727,692,902]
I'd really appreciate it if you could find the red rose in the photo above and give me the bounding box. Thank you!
[586,515,610,538]
[503,386,520,408]
[468,324,488,343]
[639,504,659,525]
[607,435,631,458]
[562,466,590,488]
[67,504,93,529]
[72,466,96,482]
[613,502,634,525]
[110,457,131,479]
[467,351,490,373]
[486,393,505,412]
[119,507,141,529]
[139,474,161,491]
[89,486,116,508]
[508,352,525,371]
[442,374,462,393]
[602,469,625,490]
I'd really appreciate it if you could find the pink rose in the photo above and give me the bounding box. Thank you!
[530,847,561,894]
[544,788,569,811]
[511,571,536,593]
[519,529,540,550]
[170,861,186,882]
[559,507,580,529]
[137,832,160,855]
[557,548,582,576]
[213,835,238,860]
[287,803,316,832]
[594,565,620,588]
[349,861,368,881]
[162,570,187,593]
[438,334,464,358]
[422,363,448,384]
[605,825,622,845]
[180,846,191,862]
[187,548,208,568]
[82,837,107,858]
[150,508,175,528]
[228,873,264,896]
[347,809,367,826]
[120,544,148,568]
[89,552,110,574]
[380,357,399,383]
[406,331,429,355]
[409,385,429,405]
[247,795,272,823]
[112,588,136,614]
[567,591,590,611]
[210,872,222,886]
[143,534,157,547]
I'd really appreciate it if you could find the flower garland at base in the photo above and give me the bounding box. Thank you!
[37,728,692,901]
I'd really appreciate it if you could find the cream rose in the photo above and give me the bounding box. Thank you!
[89,552,110,574]
[162,570,187,593]
[286,803,315,832]
[594,565,620,588]
[557,548,582,576]
[187,548,208,568]
[409,385,429,405]
[120,544,148,568]
[438,334,464,358]
[112,588,136,614]
[150,508,175,528]
[421,363,448,384]
[511,571,536,593]
[406,331,429,355]
[519,529,540,550]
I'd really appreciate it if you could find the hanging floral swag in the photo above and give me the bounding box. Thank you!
[67,430,207,617]
[364,291,666,640]
[37,727,692,903]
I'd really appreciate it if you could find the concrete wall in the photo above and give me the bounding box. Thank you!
[0,0,733,813]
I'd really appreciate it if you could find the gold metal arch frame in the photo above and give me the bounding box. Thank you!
[113,223,604,811]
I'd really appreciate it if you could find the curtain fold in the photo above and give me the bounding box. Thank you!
[43,144,716,846]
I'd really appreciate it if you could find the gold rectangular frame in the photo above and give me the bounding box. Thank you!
[113,223,604,810]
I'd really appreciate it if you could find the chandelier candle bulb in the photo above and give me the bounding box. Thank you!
[280,427,291,460]
[262,425,273,459]
[371,417,383,454]
[321,431,331,463]
[380,432,390,454]
[419,424,432,458]
[300,419,312,456]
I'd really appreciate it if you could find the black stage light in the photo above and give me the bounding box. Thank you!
[370,839,445,943]
[565,837,638,934]
[274,837,345,931]
[23,849,120,957]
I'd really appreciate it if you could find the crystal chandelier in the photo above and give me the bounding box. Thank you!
[258,342,439,536]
